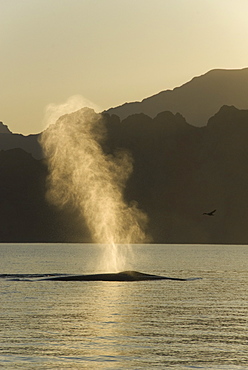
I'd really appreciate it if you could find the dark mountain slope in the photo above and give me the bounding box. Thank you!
[106,68,248,126]
[1,106,248,244]
[0,122,42,159]
[0,121,11,134]
[104,106,248,244]
[0,148,91,242]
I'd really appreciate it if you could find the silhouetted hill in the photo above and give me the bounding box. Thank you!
[0,148,91,242]
[2,106,248,244]
[0,121,11,134]
[103,106,248,244]
[0,122,43,159]
[106,68,248,126]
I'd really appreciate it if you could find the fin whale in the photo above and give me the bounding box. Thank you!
[42,270,200,282]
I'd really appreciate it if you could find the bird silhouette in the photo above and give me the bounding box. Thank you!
[203,209,216,216]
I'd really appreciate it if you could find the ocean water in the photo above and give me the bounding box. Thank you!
[1,243,248,369]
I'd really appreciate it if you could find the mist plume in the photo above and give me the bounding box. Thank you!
[40,106,149,271]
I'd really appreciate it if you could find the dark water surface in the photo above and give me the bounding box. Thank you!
[1,243,248,369]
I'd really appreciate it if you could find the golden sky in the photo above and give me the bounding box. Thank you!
[1,0,248,134]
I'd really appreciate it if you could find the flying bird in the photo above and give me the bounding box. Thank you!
[203,209,216,216]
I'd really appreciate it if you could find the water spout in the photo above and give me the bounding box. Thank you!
[40,106,149,272]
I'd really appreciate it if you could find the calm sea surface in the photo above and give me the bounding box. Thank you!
[1,243,248,369]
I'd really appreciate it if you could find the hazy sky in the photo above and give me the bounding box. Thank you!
[1,0,248,134]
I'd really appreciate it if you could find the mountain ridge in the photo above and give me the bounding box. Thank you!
[2,64,248,243]
[0,105,247,243]
[106,67,248,126]
[0,121,12,134]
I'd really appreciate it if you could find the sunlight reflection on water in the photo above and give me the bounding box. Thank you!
[1,244,248,369]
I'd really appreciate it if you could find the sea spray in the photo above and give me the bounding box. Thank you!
[40,107,149,271]
[42,94,102,131]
